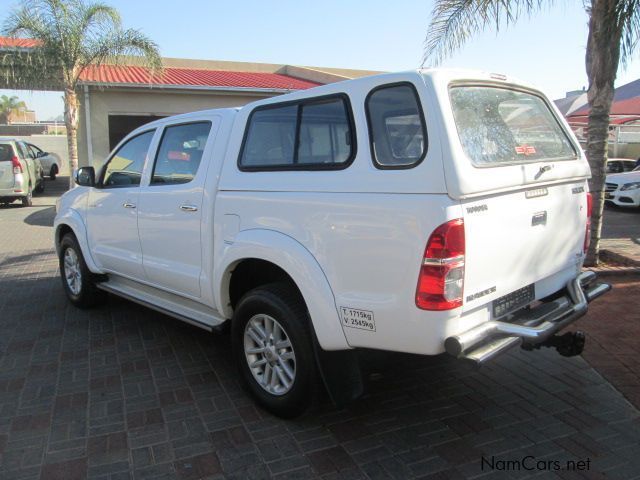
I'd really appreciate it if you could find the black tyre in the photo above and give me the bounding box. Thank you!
[232,283,317,418]
[35,179,45,194]
[59,233,106,308]
[50,165,58,181]
[21,187,33,207]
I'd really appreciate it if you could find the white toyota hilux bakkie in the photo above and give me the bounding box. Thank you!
[55,69,611,417]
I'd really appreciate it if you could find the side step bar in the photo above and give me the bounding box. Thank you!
[445,271,611,366]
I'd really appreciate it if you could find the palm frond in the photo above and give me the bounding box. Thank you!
[78,28,162,79]
[1,0,161,90]
[617,0,640,67]
[423,0,553,66]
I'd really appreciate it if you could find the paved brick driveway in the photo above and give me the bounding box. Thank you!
[1,178,639,479]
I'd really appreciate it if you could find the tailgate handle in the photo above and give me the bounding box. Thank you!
[535,165,552,179]
[531,211,547,226]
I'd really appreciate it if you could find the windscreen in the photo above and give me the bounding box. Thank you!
[450,86,576,166]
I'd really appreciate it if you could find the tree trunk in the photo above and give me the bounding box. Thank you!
[64,87,80,189]
[584,0,622,266]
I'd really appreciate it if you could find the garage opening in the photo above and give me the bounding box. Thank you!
[108,114,166,150]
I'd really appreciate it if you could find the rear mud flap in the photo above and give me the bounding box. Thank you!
[311,330,363,408]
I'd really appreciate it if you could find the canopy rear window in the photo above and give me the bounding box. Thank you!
[450,86,577,166]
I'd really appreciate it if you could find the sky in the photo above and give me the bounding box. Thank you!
[1,0,640,120]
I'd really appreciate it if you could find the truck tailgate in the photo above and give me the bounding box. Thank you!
[462,182,587,314]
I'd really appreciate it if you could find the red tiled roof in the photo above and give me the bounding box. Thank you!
[0,36,321,91]
[78,65,321,90]
[0,37,42,48]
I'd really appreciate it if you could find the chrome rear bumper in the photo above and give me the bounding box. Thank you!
[445,271,611,366]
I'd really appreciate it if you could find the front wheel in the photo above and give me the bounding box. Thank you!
[232,283,317,418]
[59,233,106,308]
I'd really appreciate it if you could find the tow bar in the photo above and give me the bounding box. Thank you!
[522,330,586,357]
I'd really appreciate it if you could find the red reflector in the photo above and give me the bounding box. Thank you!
[416,219,465,311]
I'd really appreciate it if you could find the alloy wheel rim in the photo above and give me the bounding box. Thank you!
[243,314,296,396]
[64,248,82,295]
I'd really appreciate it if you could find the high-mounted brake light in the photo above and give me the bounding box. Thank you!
[416,219,465,311]
[583,192,592,253]
[11,156,22,175]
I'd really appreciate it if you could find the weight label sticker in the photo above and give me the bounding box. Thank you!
[340,307,375,332]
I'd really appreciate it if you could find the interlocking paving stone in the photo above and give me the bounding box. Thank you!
[1,179,640,479]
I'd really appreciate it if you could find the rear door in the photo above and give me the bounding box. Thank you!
[445,84,589,313]
[0,143,16,190]
[137,119,217,298]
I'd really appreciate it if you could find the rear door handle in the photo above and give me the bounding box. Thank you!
[180,204,198,212]
[123,202,136,209]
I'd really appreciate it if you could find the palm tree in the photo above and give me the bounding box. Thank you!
[424,0,640,266]
[1,0,162,187]
[0,94,27,123]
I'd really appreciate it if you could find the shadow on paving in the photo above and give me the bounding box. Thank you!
[24,207,56,227]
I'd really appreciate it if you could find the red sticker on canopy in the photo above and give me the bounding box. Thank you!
[515,145,536,156]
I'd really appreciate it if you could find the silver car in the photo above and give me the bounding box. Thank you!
[27,142,60,180]
[0,138,45,207]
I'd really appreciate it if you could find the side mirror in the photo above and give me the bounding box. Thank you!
[75,166,95,187]
[36,151,46,158]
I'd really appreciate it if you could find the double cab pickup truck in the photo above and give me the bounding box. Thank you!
[54,69,611,417]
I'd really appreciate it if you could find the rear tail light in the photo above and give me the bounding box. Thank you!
[583,192,592,253]
[11,156,22,175]
[415,219,465,311]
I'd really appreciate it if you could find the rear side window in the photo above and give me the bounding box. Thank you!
[152,122,211,185]
[0,144,14,162]
[239,95,355,170]
[365,83,427,169]
[450,86,577,166]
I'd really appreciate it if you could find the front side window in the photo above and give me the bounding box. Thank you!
[366,83,427,168]
[450,86,577,166]
[102,130,155,187]
[151,122,212,185]
[27,144,40,158]
[239,95,355,170]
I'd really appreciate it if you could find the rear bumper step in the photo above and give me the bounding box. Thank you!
[445,271,611,366]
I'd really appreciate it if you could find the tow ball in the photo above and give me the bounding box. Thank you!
[522,331,586,357]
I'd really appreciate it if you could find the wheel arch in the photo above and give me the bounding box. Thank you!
[215,229,350,351]
[54,210,101,273]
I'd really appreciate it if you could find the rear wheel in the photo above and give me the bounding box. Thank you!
[21,187,33,207]
[59,233,106,308]
[232,283,317,418]
[50,165,58,181]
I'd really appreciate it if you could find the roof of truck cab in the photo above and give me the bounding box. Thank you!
[123,108,240,139]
